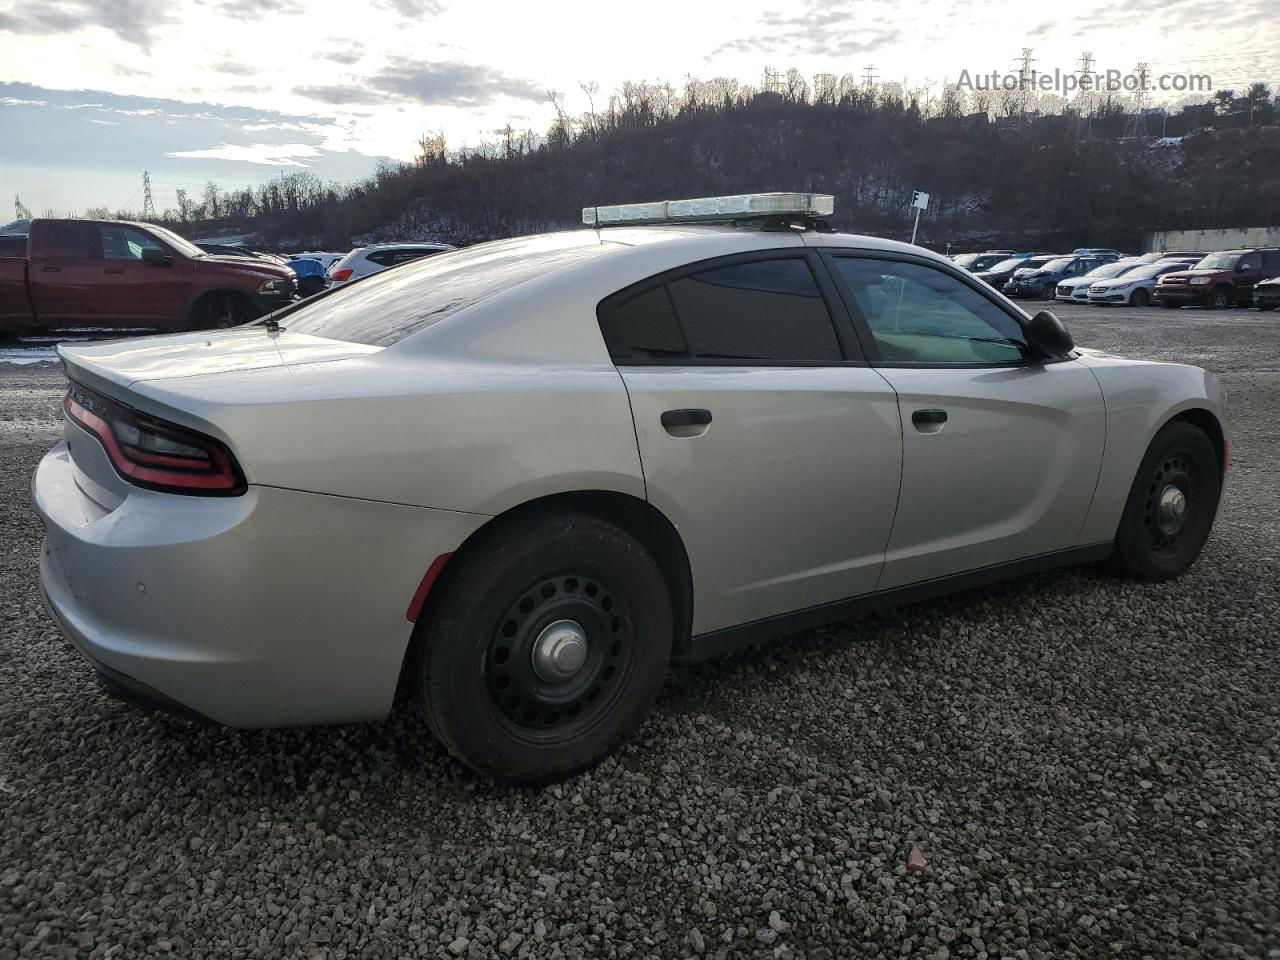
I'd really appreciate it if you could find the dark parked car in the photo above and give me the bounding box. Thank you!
[1154,249,1280,308]
[1,219,295,335]
[1254,275,1280,311]
[1005,254,1117,300]
[973,254,1056,289]
[952,251,1016,273]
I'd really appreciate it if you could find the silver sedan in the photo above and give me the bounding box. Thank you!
[34,194,1228,783]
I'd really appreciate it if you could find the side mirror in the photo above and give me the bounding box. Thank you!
[1025,310,1074,360]
[142,248,173,267]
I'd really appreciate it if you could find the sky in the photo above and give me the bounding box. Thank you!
[1,0,1276,215]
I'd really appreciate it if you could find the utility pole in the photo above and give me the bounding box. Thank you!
[14,195,32,220]
[142,171,156,219]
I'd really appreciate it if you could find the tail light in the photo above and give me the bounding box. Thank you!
[63,383,245,496]
[330,268,353,282]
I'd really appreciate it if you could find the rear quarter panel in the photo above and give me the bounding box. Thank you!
[1075,353,1227,544]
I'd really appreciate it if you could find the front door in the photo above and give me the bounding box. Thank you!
[825,253,1107,589]
[97,224,189,325]
[601,250,904,636]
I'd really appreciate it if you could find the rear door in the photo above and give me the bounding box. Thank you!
[27,221,104,329]
[824,252,1106,589]
[604,249,903,636]
[97,224,189,325]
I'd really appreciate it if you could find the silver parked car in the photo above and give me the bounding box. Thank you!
[35,193,1228,784]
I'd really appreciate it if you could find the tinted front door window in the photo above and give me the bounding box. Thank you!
[832,258,1028,364]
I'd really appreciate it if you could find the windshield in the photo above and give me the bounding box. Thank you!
[1038,257,1074,272]
[1193,253,1240,271]
[281,231,613,347]
[1083,261,1136,280]
[987,257,1028,273]
[147,224,207,259]
[1116,263,1168,280]
[953,254,982,268]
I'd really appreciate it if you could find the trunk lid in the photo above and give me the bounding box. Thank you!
[57,327,380,394]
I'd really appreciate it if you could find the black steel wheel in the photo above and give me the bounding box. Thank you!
[407,510,672,784]
[487,572,633,737]
[1130,287,1150,307]
[1110,421,1221,581]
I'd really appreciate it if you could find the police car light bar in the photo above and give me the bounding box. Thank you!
[582,192,834,227]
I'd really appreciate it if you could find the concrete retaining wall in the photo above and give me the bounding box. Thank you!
[1145,226,1280,252]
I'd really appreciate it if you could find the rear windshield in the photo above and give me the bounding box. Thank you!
[987,257,1028,272]
[282,232,612,347]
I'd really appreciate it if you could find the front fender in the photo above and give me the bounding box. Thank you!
[1074,354,1226,544]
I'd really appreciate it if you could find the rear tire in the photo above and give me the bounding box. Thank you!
[1109,422,1220,582]
[407,511,673,784]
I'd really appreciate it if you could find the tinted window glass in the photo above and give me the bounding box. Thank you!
[42,222,98,259]
[600,285,688,360]
[1263,251,1280,271]
[1239,253,1261,271]
[833,258,1028,364]
[101,225,165,260]
[283,232,612,347]
[0,236,24,258]
[665,258,841,362]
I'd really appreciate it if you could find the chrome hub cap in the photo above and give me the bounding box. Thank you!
[1157,484,1187,535]
[531,619,588,682]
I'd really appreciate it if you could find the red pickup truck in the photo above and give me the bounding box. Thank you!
[0,219,296,337]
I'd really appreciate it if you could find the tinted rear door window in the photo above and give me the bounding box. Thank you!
[666,258,842,362]
[599,285,688,360]
[42,223,99,259]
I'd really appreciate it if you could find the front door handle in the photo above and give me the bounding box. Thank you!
[661,408,712,428]
[104,267,125,275]
[42,265,61,273]
[912,409,948,428]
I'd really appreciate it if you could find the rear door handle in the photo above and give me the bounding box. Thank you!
[912,409,948,426]
[661,408,712,428]
[42,266,61,273]
[104,267,125,275]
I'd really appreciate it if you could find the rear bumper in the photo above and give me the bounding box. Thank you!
[34,441,487,727]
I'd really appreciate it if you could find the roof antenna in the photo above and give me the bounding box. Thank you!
[592,206,601,236]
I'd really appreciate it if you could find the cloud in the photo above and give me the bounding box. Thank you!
[0,0,174,49]
[372,0,446,17]
[707,0,923,59]
[324,44,365,66]
[293,84,388,106]
[166,142,323,166]
[213,60,261,77]
[214,0,305,14]
[295,59,544,108]
[373,58,544,105]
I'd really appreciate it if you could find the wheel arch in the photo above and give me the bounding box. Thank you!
[1163,406,1227,475]
[183,285,259,326]
[411,489,695,667]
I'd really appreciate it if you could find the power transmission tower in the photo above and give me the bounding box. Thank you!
[1017,48,1036,120]
[14,194,32,220]
[762,66,781,94]
[862,65,878,93]
[1074,51,1095,140]
[142,171,156,219]
[813,72,836,104]
[1124,63,1151,138]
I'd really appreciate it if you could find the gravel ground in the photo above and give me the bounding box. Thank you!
[1,307,1278,960]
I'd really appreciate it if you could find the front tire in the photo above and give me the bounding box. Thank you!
[407,511,673,784]
[1109,422,1221,582]
[1130,287,1151,307]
